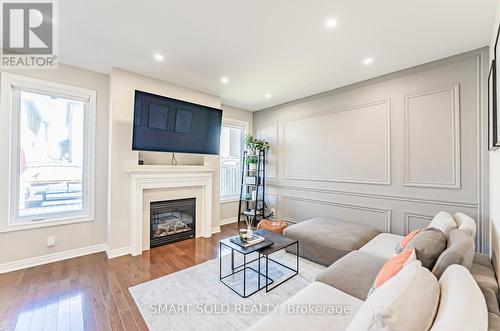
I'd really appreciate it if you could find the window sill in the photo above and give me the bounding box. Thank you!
[220,198,240,204]
[0,216,94,233]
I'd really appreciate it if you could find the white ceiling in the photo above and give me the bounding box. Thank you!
[59,0,497,111]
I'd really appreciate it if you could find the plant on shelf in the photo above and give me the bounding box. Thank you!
[245,135,270,153]
[244,155,259,170]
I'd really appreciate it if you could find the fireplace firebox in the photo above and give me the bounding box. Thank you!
[150,198,196,247]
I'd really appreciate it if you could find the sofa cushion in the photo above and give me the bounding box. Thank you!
[453,212,477,238]
[428,211,457,237]
[394,228,422,254]
[470,257,500,317]
[284,217,380,266]
[432,228,475,279]
[471,261,499,297]
[346,260,439,331]
[315,251,387,300]
[359,233,404,259]
[430,265,488,331]
[247,282,363,331]
[370,249,416,295]
[489,313,500,331]
[406,227,447,269]
[475,252,495,267]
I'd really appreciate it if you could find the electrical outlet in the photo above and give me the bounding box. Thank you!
[46,236,56,247]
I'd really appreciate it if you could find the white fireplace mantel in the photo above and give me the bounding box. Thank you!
[126,165,216,256]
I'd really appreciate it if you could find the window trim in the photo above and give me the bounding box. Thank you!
[1,73,96,231]
[220,117,248,202]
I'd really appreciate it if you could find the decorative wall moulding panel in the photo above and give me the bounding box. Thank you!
[256,122,278,178]
[281,195,392,233]
[280,99,391,185]
[403,212,434,235]
[268,183,478,209]
[404,84,461,189]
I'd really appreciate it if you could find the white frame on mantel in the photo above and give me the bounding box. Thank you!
[127,166,215,256]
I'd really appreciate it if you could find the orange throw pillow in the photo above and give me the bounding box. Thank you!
[394,229,422,254]
[369,248,416,296]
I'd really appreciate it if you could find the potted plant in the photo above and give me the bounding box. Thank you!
[253,138,270,151]
[245,135,270,154]
[245,155,259,170]
[245,135,257,155]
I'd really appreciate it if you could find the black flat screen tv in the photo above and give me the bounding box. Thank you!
[132,90,223,155]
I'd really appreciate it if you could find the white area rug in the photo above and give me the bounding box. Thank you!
[129,251,325,331]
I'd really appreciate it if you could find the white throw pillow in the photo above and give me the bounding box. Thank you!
[428,211,457,237]
[346,260,439,331]
[430,264,488,331]
[453,212,477,238]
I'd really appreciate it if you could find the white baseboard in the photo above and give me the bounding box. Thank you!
[106,246,131,259]
[219,217,238,226]
[210,218,238,235]
[0,244,107,274]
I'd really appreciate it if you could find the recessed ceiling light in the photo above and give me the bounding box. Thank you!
[220,76,229,84]
[325,18,337,28]
[265,93,272,99]
[154,53,164,62]
[363,57,374,65]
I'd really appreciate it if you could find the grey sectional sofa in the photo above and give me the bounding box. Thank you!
[249,212,499,331]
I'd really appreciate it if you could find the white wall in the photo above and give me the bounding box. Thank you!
[107,68,222,251]
[489,2,500,281]
[0,64,109,265]
[254,49,489,252]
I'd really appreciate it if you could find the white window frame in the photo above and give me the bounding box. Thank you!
[220,118,248,203]
[0,73,96,232]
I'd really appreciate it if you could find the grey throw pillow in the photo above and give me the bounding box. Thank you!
[406,227,447,269]
[431,229,475,279]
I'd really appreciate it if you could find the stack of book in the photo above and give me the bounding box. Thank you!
[230,234,265,248]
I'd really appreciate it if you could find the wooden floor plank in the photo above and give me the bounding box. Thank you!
[0,223,240,331]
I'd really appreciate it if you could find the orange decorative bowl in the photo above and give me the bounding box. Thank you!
[256,219,288,234]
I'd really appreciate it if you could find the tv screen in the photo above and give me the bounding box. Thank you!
[132,90,222,155]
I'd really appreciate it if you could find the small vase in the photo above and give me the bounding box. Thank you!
[247,226,253,237]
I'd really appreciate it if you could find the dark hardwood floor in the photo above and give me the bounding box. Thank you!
[0,223,240,331]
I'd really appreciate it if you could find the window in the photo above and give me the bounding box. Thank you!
[220,122,246,201]
[2,74,96,227]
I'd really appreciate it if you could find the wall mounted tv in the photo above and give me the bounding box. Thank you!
[132,90,223,155]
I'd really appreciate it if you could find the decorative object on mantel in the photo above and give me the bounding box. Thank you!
[171,152,178,165]
[257,219,289,235]
[237,135,270,228]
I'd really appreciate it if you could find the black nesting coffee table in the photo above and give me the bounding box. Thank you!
[219,230,299,298]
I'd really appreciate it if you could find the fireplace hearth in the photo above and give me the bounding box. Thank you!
[150,198,195,247]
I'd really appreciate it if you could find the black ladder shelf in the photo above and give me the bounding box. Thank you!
[237,149,266,227]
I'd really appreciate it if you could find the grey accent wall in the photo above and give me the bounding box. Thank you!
[254,49,489,253]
